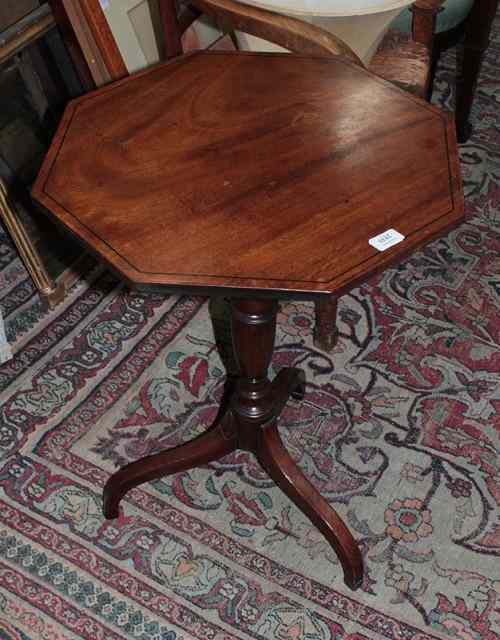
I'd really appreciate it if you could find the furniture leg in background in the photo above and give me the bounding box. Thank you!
[0,178,64,306]
[456,0,499,142]
[314,296,339,351]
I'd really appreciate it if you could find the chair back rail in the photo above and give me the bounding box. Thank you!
[185,0,362,64]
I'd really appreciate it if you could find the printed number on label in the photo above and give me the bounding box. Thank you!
[369,229,405,252]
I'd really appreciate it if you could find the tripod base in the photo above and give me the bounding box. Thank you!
[103,299,363,591]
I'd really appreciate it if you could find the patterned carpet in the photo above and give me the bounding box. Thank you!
[1,17,500,640]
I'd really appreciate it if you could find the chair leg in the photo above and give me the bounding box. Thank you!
[103,420,237,518]
[456,0,499,143]
[314,296,338,352]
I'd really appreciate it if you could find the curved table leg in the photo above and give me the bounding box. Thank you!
[103,418,237,518]
[231,300,362,588]
[257,420,363,591]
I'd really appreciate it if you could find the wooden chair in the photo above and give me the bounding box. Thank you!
[368,0,444,99]
[49,0,443,351]
[391,0,500,141]
[163,0,500,141]
[173,0,444,102]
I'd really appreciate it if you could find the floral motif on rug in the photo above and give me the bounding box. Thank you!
[1,14,500,640]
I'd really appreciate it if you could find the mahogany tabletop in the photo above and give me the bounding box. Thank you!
[32,51,463,298]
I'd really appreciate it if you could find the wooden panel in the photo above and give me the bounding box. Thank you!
[0,5,55,66]
[0,1,40,32]
[48,0,126,88]
[79,0,127,80]
[47,0,96,91]
[54,0,111,86]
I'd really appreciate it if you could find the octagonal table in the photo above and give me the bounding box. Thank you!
[32,50,463,590]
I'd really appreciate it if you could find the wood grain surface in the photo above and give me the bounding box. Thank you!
[32,50,463,297]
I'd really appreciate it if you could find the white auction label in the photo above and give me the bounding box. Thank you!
[369,228,405,252]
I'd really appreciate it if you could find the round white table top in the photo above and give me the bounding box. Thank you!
[239,0,413,18]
